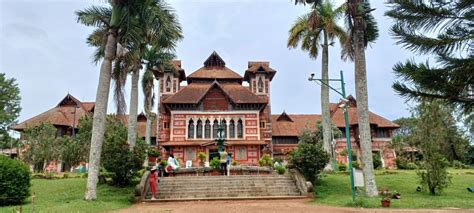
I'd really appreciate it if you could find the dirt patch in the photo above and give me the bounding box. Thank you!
[113,199,467,213]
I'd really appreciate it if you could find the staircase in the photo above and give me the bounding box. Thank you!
[144,175,306,201]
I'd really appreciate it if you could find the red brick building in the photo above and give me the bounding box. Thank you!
[15,52,400,169]
[154,52,399,168]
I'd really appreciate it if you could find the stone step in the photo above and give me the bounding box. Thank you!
[148,192,302,199]
[144,196,308,202]
[157,184,298,189]
[158,176,293,181]
[150,188,299,194]
[158,181,295,185]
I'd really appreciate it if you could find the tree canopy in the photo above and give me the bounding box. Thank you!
[386,0,474,112]
[0,73,21,141]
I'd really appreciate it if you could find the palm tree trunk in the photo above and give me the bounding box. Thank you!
[145,93,154,146]
[353,8,377,197]
[128,65,139,148]
[321,32,334,171]
[85,29,117,201]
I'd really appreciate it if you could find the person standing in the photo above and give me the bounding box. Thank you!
[226,153,231,176]
[149,166,158,200]
[219,149,228,176]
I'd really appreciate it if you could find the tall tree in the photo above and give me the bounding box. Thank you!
[142,47,176,146]
[0,73,21,143]
[386,0,473,113]
[344,0,379,197]
[76,0,176,200]
[288,0,347,170]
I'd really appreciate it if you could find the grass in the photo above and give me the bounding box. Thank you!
[1,178,134,212]
[314,169,474,209]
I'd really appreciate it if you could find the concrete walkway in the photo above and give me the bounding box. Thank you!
[113,199,470,213]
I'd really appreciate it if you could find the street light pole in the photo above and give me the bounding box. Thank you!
[309,70,356,202]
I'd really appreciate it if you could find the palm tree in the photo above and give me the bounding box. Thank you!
[76,0,181,200]
[288,1,347,170]
[142,47,176,146]
[125,2,182,149]
[343,0,379,197]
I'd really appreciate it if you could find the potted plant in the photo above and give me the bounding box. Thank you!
[198,152,207,167]
[380,191,392,207]
[392,190,401,199]
[147,147,160,162]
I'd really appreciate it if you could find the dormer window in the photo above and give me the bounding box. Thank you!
[166,76,172,92]
[258,77,264,93]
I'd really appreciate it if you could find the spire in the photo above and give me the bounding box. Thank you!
[204,51,225,68]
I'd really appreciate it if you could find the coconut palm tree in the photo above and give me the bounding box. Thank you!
[141,46,176,146]
[288,1,347,170]
[76,0,181,200]
[343,0,379,197]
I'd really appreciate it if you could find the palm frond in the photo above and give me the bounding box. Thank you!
[76,5,111,27]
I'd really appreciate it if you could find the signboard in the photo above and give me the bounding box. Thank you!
[353,168,364,187]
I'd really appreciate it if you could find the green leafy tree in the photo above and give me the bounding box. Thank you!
[0,156,30,205]
[101,116,147,186]
[288,1,347,170]
[413,100,452,195]
[288,131,329,184]
[0,73,21,144]
[22,123,61,172]
[386,0,473,112]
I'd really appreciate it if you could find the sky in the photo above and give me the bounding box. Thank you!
[1,0,422,132]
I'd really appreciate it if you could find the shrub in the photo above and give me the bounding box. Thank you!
[275,165,286,175]
[147,147,160,157]
[231,160,238,166]
[338,163,347,171]
[406,162,418,170]
[0,156,31,205]
[396,158,409,169]
[160,160,168,167]
[258,154,273,167]
[372,152,382,169]
[210,157,220,170]
[198,152,207,162]
[288,131,329,184]
[101,117,147,186]
[352,161,361,169]
[451,160,469,169]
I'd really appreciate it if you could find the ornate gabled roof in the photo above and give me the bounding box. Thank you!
[244,61,277,81]
[162,82,266,104]
[152,60,186,81]
[276,111,293,122]
[187,52,243,83]
[204,51,225,67]
[14,94,95,131]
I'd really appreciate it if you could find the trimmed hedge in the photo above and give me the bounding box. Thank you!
[0,156,31,205]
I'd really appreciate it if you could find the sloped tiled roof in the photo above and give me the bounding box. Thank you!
[187,66,243,81]
[271,114,321,136]
[163,82,266,104]
[14,94,94,130]
[244,61,277,81]
[329,96,399,128]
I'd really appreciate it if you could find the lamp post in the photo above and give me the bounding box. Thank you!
[309,70,356,202]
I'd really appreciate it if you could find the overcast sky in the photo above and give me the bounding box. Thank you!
[1,0,421,130]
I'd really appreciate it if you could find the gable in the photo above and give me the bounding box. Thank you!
[202,86,229,111]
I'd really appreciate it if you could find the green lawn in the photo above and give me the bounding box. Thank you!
[314,169,474,209]
[1,178,134,212]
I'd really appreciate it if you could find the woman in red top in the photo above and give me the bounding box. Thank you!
[149,166,158,200]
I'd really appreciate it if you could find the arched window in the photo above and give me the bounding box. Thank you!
[188,119,194,139]
[213,120,219,138]
[237,119,243,138]
[258,77,264,93]
[222,120,227,138]
[204,119,211,138]
[229,119,235,138]
[166,76,172,92]
[196,119,203,138]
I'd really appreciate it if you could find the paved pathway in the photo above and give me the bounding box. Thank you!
[114,199,470,213]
